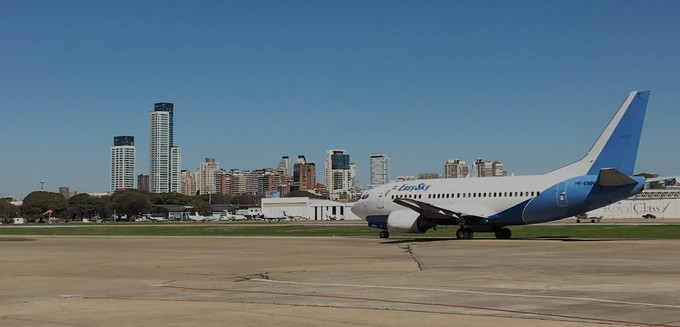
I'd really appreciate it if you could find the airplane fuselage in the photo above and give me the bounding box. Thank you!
[353,174,645,229]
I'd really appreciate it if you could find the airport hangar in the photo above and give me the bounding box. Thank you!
[261,197,361,220]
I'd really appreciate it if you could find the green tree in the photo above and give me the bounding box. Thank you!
[229,194,262,205]
[209,193,231,204]
[21,192,68,220]
[108,190,152,220]
[150,192,190,205]
[67,194,108,220]
[190,196,213,215]
[0,199,17,223]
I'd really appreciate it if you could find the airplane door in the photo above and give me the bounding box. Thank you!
[557,182,568,207]
[377,193,384,209]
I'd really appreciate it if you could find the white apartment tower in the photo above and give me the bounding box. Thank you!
[150,103,181,193]
[110,136,135,193]
[278,156,291,177]
[370,153,390,186]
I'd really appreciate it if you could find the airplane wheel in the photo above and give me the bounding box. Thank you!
[494,228,512,239]
[457,228,474,239]
[379,230,389,239]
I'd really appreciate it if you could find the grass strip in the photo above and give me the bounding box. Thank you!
[1,223,680,239]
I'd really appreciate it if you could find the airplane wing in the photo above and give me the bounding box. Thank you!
[393,198,497,223]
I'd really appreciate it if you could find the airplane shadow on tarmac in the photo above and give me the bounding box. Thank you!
[382,237,621,244]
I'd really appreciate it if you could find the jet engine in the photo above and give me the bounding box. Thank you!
[387,210,436,233]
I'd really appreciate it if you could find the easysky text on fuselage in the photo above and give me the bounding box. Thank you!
[351,91,650,239]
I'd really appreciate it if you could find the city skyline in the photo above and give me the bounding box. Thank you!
[2,1,680,198]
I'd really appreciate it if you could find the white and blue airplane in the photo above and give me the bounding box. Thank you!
[351,91,650,239]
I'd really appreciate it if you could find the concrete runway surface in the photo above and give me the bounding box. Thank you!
[1,236,679,326]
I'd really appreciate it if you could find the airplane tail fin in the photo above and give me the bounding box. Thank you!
[548,91,649,178]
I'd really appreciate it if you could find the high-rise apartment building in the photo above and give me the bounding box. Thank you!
[180,170,197,196]
[349,163,359,189]
[154,103,174,146]
[492,160,506,177]
[196,158,218,195]
[111,135,135,193]
[293,155,316,191]
[474,159,506,177]
[169,147,181,193]
[370,153,390,186]
[230,171,247,195]
[137,174,149,191]
[326,149,351,200]
[443,159,469,178]
[278,156,291,177]
[149,103,181,193]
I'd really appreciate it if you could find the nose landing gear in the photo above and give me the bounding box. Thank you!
[379,230,390,239]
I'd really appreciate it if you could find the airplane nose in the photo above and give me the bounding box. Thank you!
[351,200,365,218]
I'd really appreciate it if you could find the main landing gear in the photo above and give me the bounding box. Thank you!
[379,230,390,239]
[493,227,512,239]
[456,227,474,239]
[456,226,513,239]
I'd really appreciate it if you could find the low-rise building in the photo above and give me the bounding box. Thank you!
[261,197,361,220]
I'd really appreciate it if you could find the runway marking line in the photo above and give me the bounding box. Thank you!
[252,278,680,310]
[160,281,678,327]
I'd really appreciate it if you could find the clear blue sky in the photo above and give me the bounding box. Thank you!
[2,0,680,198]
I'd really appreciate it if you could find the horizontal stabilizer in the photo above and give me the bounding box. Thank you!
[596,168,637,187]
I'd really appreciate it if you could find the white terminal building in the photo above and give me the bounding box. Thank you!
[587,189,680,219]
[261,197,361,220]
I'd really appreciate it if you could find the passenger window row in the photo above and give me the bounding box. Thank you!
[391,191,540,200]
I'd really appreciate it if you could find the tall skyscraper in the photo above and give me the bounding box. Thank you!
[111,136,135,193]
[326,149,351,200]
[370,153,390,187]
[443,159,469,178]
[154,103,174,146]
[150,103,181,193]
